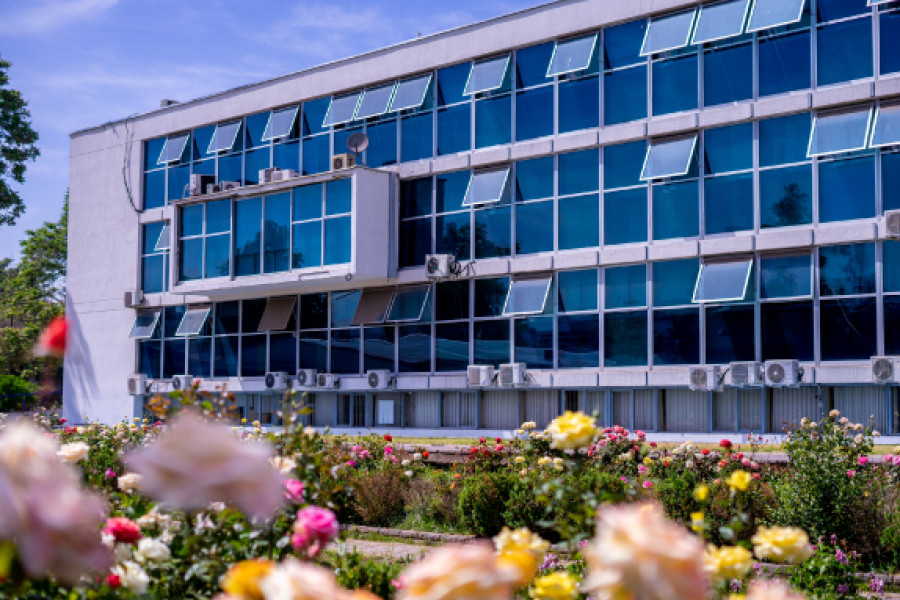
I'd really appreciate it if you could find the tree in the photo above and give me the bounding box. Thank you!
[0,55,40,226]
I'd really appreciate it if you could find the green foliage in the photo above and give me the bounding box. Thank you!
[0,55,39,227]
[457,470,516,537]
[788,541,860,600]
[328,549,406,600]
[346,468,408,526]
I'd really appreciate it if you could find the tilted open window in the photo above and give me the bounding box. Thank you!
[157,133,190,165]
[691,0,751,44]
[174,306,211,337]
[154,224,171,252]
[692,259,753,303]
[388,286,430,322]
[464,55,510,95]
[503,277,553,316]
[746,0,806,32]
[807,107,873,157]
[869,104,900,148]
[640,136,698,180]
[257,296,297,331]
[262,106,299,141]
[207,121,242,154]
[641,9,698,56]
[869,0,895,5]
[462,168,511,207]
[546,34,598,76]
[351,288,395,325]
[355,83,397,119]
[129,311,161,339]
[388,74,432,112]
[322,92,361,127]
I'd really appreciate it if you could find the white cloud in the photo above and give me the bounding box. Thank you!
[0,0,120,35]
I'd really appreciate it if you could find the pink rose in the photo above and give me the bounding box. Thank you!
[620,476,628,482]
[105,468,117,478]
[741,458,751,467]
[847,470,856,478]
[858,456,869,466]
[883,454,894,465]
[893,456,900,466]
[642,481,653,489]
[352,445,362,453]
[359,450,371,459]
[346,459,357,467]
[284,479,304,502]
[384,446,393,455]
[638,465,648,474]
[291,506,339,558]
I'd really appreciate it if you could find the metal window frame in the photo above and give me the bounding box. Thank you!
[322,92,362,127]
[153,223,171,252]
[388,74,433,112]
[157,133,190,165]
[130,311,162,339]
[640,135,699,180]
[387,285,431,322]
[463,55,511,96]
[691,259,754,303]
[639,9,699,56]
[806,107,874,158]
[869,103,900,149]
[546,33,599,77]
[691,0,753,45]
[502,276,553,316]
[174,306,212,337]
[746,0,807,33]
[461,167,511,207]
[355,82,398,119]
[261,106,299,141]
[206,121,242,154]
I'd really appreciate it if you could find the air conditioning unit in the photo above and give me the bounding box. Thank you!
[886,209,900,238]
[127,374,148,395]
[367,370,392,390]
[317,373,340,389]
[124,289,144,307]
[206,181,241,194]
[189,174,216,196]
[296,369,318,388]
[728,362,764,387]
[467,365,495,387]
[172,375,193,391]
[764,360,801,386]
[425,254,454,280]
[265,372,290,390]
[872,356,900,383]
[499,363,528,387]
[332,153,356,170]
[689,366,722,391]
[272,169,297,182]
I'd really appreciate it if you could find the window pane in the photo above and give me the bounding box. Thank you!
[641,136,697,180]
[703,43,752,106]
[819,157,875,223]
[437,63,469,106]
[641,10,697,55]
[270,333,296,373]
[819,243,876,296]
[139,341,161,379]
[164,306,185,337]
[548,34,598,76]
[331,330,360,374]
[398,325,431,372]
[356,83,396,119]
[819,0,869,20]
[465,55,510,95]
[475,277,510,317]
[258,297,297,332]
[817,19,873,87]
[212,336,237,377]
[884,152,900,211]
[693,260,753,302]
[302,135,330,175]
[886,297,900,355]
[323,93,360,126]
[516,156,553,201]
[292,221,322,269]
[760,114,811,167]
[653,308,700,365]
[558,315,600,368]
[208,122,241,153]
[706,304,755,363]
[145,137,166,170]
[474,206,512,258]
[692,0,752,44]
[653,259,699,307]
[808,109,872,157]
[175,307,211,337]
[474,320,510,366]
[326,178,352,216]
[401,179,432,219]
[163,339,186,378]
[760,165,813,227]
[870,104,900,147]
[144,170,165,210]
[820,298,877,360]
[245,112,268,148]
[240,335,266,377]
[704,173,753,234]
[464,169,510,206]
[558,76,599,134]
[436,280,469,321]
[243,148,269,185]
[214,301,240,335]
[205,234,230,278]
[436,213,470,260]
[130,312,161,339]
[515,87,553,141]
[389,286,430,322]
[886,241,900,292]
[604,188,647,245]
[390,74,432,112]
[475,95,511,148]
[605,311,648,366]
[604,66,647,125]
[142,255,165,293]
[504,277,552,315]
[143,222,165,255]
[559,148,599,195]
[436,323,469,371]
[761,255,811,298]
[605,20,647,69]
[181,204,202,238]
[401,112,433,162]
[558,270,597,312]
[559,193,599,250]
[264,193,290,273]
[705,123,752,174]
[206,199,231,234]
[241,299,266,333]
[437,105,471,155]
[366,120,397,168]
[363,327,394,372]
[300,293,328,330]
[263,106,299,141]
[517,42,554,87]
[880,11,900,75]
[293,183,323,221]
[234,198,262,276]
[158,133,189,165]
[514,316,553,368]
[652,55,698,116]
[186,337,211,379]
[180,238,203,281]
[653,181,699,240]
[759,31,810,97]
[298,331,328,371]
[748,0,806,30]
[324,217,351,264]
[604,140,646,189]
[606,265,647,309]
[515,201,553,255]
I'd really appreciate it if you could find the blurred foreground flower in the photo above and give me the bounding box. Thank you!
[397,543,519,600]
[291,506,339,558]
[751,527,813,564]
[582,503,707,600]
[745,580,806,600]
[33,315,67,358]
[493,527,550,587]
[546,411,597,450]
[221,558,275,600]
[0,419,110,584]
[259,557,345,600]
[530,572,579,600]
[124,411,284,520]
[57,441,89,463]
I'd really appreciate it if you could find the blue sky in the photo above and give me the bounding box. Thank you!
[0,0,548,262]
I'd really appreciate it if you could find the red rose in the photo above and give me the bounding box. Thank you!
[384,434,392,442]
[103,517,142,545]
[479,437,486,444]
[720,439,733,450]
[422,451,429,459]
[35,316,68,358]
[496,437,502,443]
[701,448,710,456]
[495,444,504,452]
[106,574,121,588]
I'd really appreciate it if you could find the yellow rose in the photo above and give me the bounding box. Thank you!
[545,411,597,450]
[529,572,579,600]
[643,456,653,466]
[515,456,526,464]
[694,484,709,502]
[751,527,812,564]
[538,457,552,466]
[690,511,705,533]
[726,470,751,493]
[494,527,550,587]
[704,545,753,583]
[221,558,275,600]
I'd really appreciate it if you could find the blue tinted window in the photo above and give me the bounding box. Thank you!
[604,188,647,245]
[436,323,469,371]
[515,87,553,141]
[559,149,599,195]
[145,138,165,171]
[193,159,215,177]
[273,141,299,172]
[324,217,351,264]
[886,298,900,355]
[705,173,753,234]
[163,340,186,378]
[366,120,397,167]
[302,97,330,137]
[604,20,647,69]
[817,0,868,21]
[245,112,268,148]
[821,298,876,360]
[437,105,471,155]
[517,42,554,88]
[188,338,211,379]
[604,66,647,125]
[192,126,215,160]
[605,311,647,366]
[264,193,290,273]
[819,243,875,296]
[244,148,269,185]
[139,341,161,379]
[475,278,509,317]
[205,234,230,278]
[653,259,699,307]
[759,31,810,97]
[181,204,202,237]
[559,270,598,312]
[703,43,752,107]
[179,238,202,281]
[401,113,433,162]
[242,299,266,333]
[218,154,242,183]
[884,152,900,211]
[326,178,351,215]
[292,221,322,269]
[760,166,813,228]
[302,135,330,175]
[653,308,699,365]
[474,320,510,366]
[213,336,238,377]
[436,171,470,213]
[653,181,699,240]
[270,333,297,373]
[206,199,230,233]
[436,280,469,321]
[298,331,328,371]
[330,329,360,374]
[234,198,262,276]
[558,76,599,133]
[819,157,875,223]
[214,302,240,335]
[142,255,165,294]
[364,327,394,372]
[299,294,327,330]
[706,304,755,364]
[475,95,511,148]
[514,316,553,368]
[886,241,900,293]
[168,165,189,203]
[401,178,432,218]
[143,222,165,255]
[163,306,185,337]
[704,123,752,174]
[557,315,598,368]
[293,184,322,221]
[436,213,470,260]
[652,55,697,116]
[817,19,873,86]
[474,207,511,259]
[559,194,599,250]
[144,170,165,210]
[332,291,360,328]
[399,324,431,372]
[604,141,646,189]
[515,201,553,255]
[606,265,646,308]
[437,63,469,106]
[881,11,900,75]
[760,113,811,166]
[516,156,553,201]
[761,255,811,298]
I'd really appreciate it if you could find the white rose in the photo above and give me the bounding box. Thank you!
[401,459,411,467]
[134,538,170,564]
[413,453,423,461]
[57,442,90,463]
[118,473,143,494]
[112,561,150,594]
[404,470,414,477]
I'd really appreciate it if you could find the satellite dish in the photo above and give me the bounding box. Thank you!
[347,132,369,154]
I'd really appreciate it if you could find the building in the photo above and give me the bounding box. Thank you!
[66,0,900,439]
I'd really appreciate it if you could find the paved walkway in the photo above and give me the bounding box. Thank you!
[330,538,434,561]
